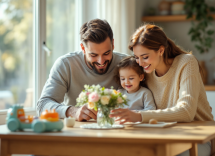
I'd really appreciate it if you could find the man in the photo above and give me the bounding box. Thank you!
[37,19,127,121]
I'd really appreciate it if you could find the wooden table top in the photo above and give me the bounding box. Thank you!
[1,121,215,144]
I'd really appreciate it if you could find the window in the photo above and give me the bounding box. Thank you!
[0,1,34,111]
[0,0,82,125]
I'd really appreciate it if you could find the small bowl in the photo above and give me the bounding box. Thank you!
[64,117,75,127]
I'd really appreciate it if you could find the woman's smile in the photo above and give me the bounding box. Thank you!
[144,64,151,70]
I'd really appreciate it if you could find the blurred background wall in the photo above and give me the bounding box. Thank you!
[136,0,215,85]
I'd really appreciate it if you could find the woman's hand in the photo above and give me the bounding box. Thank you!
[109,108,142,124]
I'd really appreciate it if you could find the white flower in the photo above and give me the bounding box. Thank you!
[122,94,127,100]
[88,102,95,109]
[84,85,89,89]
[88,89,93,93]
[76,99,80,103]
[78,92,86,99]
[104,89,111,95]
[117,97,123,104]
[95,84,101,89]
[100,96,110,105]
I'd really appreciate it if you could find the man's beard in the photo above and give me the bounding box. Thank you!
[88,60,112,75]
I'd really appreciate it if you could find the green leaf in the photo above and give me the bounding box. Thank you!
[204,21,208,27]
[209,7,215,12]
[94,107,97,111]
[200,5,206,14]
[188,28,195,34]
[191,35,197,41]
[195,45,204,53]
[196,14,201,20]
[192,7,197,13]
[187,13,193,19]
[195,45,201,50]
[207,30,214,35]
[208,16,213,22]
[205,37,213,43]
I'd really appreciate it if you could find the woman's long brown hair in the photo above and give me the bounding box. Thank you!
[128,24,203,76]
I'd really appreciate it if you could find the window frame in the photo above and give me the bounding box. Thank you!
[0,0,88,125]
[34,0,47,104]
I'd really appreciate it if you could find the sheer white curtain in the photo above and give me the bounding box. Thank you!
[46,0,85,77]
[96,0,136,54]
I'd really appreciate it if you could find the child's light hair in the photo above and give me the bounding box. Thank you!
[114,56,146,87]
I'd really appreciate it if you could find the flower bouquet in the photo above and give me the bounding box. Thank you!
[76,85,128,127]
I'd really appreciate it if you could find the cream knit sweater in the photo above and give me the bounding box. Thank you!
[140,54,214,123]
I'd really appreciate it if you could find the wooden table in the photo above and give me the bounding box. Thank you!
[1,121,215,156]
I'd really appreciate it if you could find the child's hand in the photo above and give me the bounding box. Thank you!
[109,108,142,124]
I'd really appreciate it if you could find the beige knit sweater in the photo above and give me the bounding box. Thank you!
[140,54,214,123]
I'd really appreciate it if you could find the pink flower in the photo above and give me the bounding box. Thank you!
[88,92,100,102]
[86,92,90,96]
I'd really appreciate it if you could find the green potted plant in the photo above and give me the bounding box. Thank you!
[184,0,215,53]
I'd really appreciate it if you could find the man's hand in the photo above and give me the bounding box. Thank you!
[66,105,97,121]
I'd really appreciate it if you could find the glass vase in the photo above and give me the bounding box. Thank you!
[97,107,115,127]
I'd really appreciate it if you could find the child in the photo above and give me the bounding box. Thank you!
[114,56,156,112]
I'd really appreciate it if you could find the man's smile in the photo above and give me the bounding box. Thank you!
[95,62,107,69]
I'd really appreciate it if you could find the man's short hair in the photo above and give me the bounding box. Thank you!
[80,19,113,46]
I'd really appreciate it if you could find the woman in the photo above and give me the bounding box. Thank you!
[110,24,213,156]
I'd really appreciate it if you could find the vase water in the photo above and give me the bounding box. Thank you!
[97,107,115,127]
